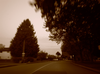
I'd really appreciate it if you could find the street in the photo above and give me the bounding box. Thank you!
[0,60,99,74]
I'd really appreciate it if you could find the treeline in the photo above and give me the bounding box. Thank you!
[32,0,100,62]
[11,50,61,63]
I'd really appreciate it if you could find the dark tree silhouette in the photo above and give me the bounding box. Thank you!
[56,51,61,57]
[10,19,39,58]
[48,55,56,60]
[31,0,100,61]
[0,44,5,49]
[37,51,48,60]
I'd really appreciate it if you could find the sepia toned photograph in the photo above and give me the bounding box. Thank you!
[0,0,100,74]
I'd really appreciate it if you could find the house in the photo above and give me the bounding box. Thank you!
[0,48,11,59]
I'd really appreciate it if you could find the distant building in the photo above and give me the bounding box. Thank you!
[0,48,11,59]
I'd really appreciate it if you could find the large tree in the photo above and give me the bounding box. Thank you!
[31,0,100,61]
[10,19,39,58]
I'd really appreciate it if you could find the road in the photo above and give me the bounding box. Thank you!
[0,60,99,74]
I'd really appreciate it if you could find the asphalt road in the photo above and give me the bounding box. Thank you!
[0,60,99,74]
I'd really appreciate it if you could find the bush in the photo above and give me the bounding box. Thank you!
[12,57,22,63]
[24,57,34,62]
[12,57,35,63]
[48,55,56,61]
[37,51,48,61]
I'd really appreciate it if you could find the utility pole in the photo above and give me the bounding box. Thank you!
[22,40,25,62]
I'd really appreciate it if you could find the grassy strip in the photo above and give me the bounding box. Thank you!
[0,65,17,68]
[73,61,100,70]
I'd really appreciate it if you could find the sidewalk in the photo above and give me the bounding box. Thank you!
[0,61,27,68]
[0,60,50,68]
[0,62,22,68]
[0,63,17,68]
[72,61,100,73]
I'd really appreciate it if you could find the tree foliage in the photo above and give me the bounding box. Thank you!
[10,19,39,58]
[0,44,5,49]
[31,0,100,61]
[48,54,57,60]
[56,51,61,57]
[37,51,48,60]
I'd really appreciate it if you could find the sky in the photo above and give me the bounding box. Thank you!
[0,0,61,55]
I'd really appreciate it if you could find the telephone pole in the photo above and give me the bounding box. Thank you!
[22,40,25,62]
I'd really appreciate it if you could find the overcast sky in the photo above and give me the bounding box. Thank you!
[0,0,61,55]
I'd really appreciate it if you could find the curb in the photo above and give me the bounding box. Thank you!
[72,62,100,73]
[0,65,17,68]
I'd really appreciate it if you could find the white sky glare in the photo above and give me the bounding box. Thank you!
[0,0,61,55]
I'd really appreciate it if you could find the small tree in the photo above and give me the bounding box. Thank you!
[0,44,5,52]
[0,44,5,49]
[56,51,61,57]
[48,55,56,60]
[37,51,48,61]
[10,19,39,62]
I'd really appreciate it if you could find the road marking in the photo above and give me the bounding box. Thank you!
[30,62,54,74]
